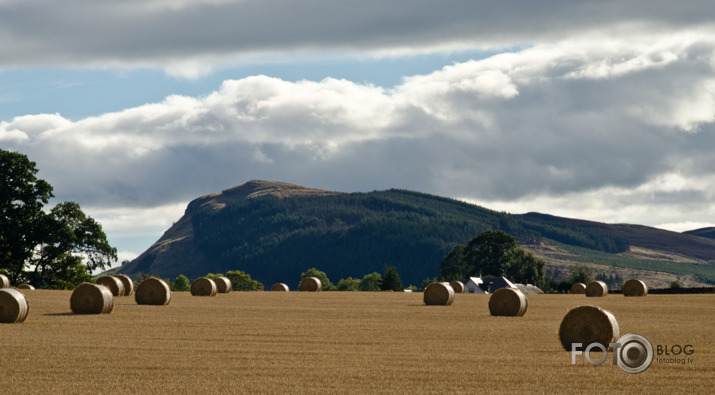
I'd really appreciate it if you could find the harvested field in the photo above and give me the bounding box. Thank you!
[1,291,713,393]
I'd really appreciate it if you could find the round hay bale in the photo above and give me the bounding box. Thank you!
[488,288,528,316]
[0,274,10,288]
[558,305,620,351]
[16,284,35,290]
[135,277,172,306]
[70,283,114,314]
[449,281,465,293]
[114,274,134,296]
[271,283,290,292]
[423,282,455,306]
[585,280,608,297]
[299,277,322,292]
[622,279,648,297]
[95,275,125,297]
[570,283,586,294]
[214,276,232,293]
[191,277,217,297]
[0,288,30,323]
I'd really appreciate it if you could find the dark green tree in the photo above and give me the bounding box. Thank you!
[336,277,360,291]
[420,276,438,290]
[358,272,382,291]
[0,150,117,288]
[172,274,190,291]
[300,267,335,291]
[569,263,594,284]
[440,245,465,282]
[463,230,518,277]
[380,265,403,291]
[504,248,546,287]
[226,270,264,291]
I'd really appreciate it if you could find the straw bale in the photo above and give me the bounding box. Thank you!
[570,283,586,294]
[271,283,290,292]
[0,288,30,323]
[191,277,217,297]
[135,277,172,306]
[95,275,125,297]
[0,274,10,288]
[488,288,527,316]
[214,276,232,293]
[585,281,608,297]
[70,283,114,314]
[299,277,322,292]
[622,279,648,297]
[16,284,35,290]
[423,282,455,306]
[558,305,620,351]
[114,274,134,296]
[449,281,465,293]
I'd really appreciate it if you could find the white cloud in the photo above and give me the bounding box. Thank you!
[3,32,715,238]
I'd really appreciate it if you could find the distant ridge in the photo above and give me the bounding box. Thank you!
[120,180,342,279]
[116,180,715,288]
[684,227,715,240]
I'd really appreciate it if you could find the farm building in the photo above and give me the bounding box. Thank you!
[465,276,519,294]
[515,283,544,294]
[465,277,486,294]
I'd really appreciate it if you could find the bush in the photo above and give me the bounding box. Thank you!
[172,274,190,292]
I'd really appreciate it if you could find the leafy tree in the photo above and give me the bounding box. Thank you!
[420,276,438,290]
[438,230,546,288]
[569,263,594,284]
[225,270,264,291]
[172,274,190,291]
[440,245,465,282]
[358,272,383,291]
[0,150,117,288]
[595,272,623,290]
[381,265,403,291]
[504,248,546,287]
[463,230,518,277]
[670,281,682,289]
[300,267,335,291]
[336,277,360,291]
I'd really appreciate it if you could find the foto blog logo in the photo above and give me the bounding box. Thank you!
[571,333,654,374]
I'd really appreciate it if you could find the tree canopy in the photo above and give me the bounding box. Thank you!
[440,230,546,288]
[300,267,335,291]
[0,149,117,288]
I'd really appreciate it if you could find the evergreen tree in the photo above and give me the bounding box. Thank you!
[381,265,403,291]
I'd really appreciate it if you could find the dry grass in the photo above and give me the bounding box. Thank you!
[1,291,713,393]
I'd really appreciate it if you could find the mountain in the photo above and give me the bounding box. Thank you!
[684,227,715,240]
[116,180,715,288]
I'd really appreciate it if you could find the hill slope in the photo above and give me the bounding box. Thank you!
[684,227,715,240]
[118,180,715,288]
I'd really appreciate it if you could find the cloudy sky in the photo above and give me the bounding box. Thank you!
[2,0,715,265]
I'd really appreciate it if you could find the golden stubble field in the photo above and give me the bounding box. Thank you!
[2,290,713,394]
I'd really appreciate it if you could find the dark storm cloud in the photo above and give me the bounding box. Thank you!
[1,0,714,74]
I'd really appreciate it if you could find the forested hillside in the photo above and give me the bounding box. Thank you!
[118,180,715,288]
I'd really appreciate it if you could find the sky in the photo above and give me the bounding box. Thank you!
[2,0,715,266]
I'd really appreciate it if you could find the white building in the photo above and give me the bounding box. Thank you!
[465,277,486,294]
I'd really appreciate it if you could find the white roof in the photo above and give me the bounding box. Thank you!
[466,277,483,285]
